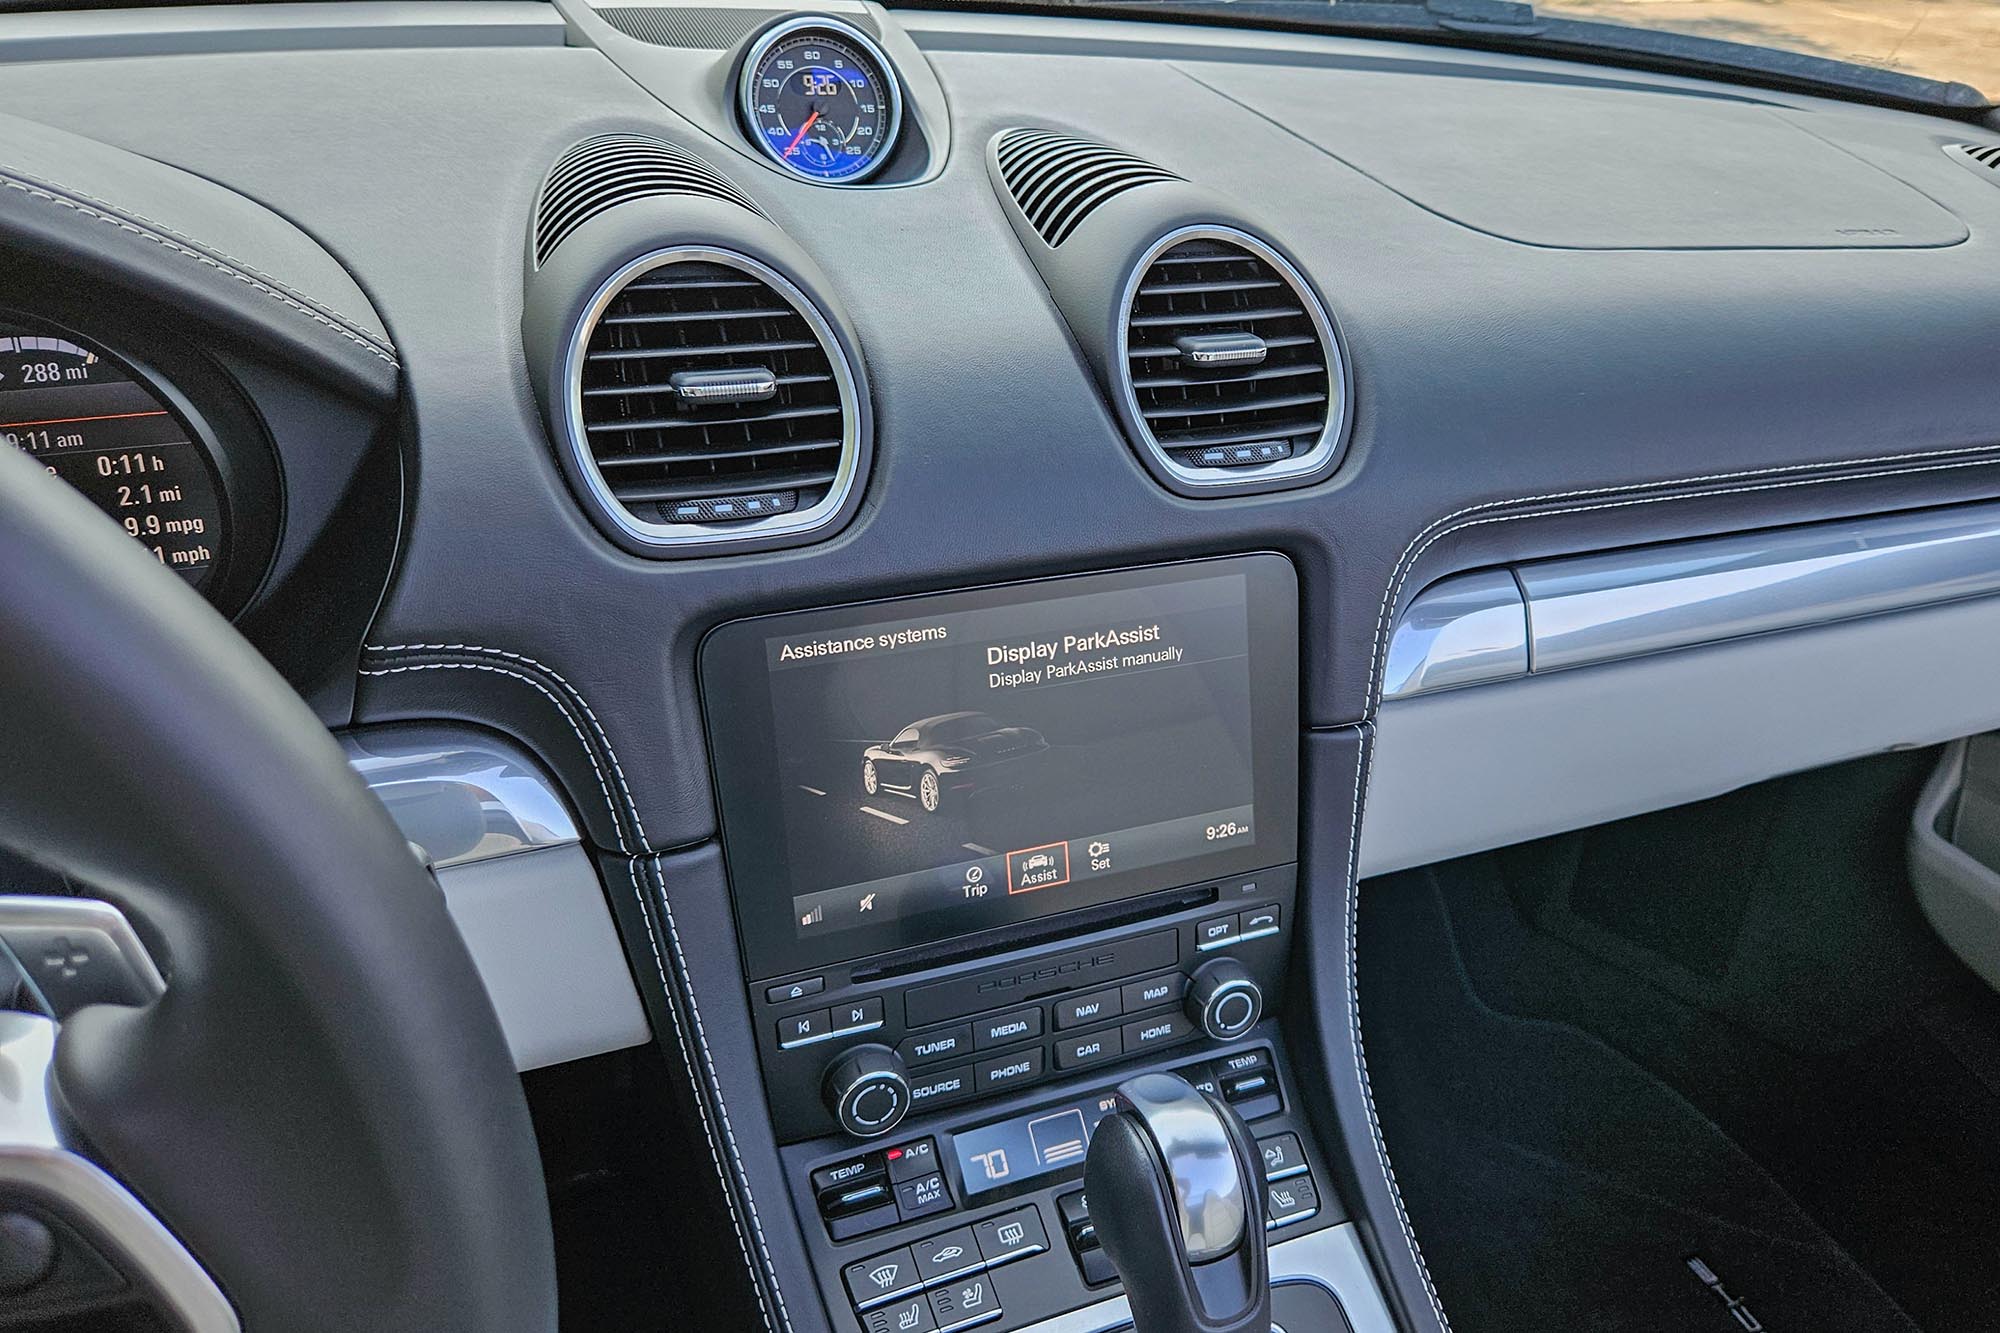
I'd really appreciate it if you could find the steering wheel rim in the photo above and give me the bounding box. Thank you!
[0,444,557,1328]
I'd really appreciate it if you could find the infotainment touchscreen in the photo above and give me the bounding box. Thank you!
[701,555,1298,979]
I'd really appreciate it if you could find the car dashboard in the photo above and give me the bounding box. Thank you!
[2,3,1999,1330]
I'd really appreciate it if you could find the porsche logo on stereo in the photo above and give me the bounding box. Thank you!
[975,952,1120,997]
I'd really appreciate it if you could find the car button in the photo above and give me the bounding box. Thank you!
[973,1048,1045,1093]
[972,1008,1043,1050]
[864,1294,937,1333]
[1194,914,1239,951]
[912,1227,982,1284]
[928,1274,1000,1331]
[1055,1029,1122,1069]
[973,1206,1049,1267]
[845,1248,921,1309]
[895,1172,953,1223]
[1054,988,1122,1030]
[885,1138,939,1184]
[898,1026,974,1066]
[1120,973,1185,1011]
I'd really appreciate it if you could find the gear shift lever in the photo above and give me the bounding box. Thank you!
[1083,1072,1270,1333]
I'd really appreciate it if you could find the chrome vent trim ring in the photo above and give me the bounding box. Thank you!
[1115,225,1346,491]
[560,246,862,549]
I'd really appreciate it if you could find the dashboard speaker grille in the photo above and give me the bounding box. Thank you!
[535,135,765,267]
[1945,142,2000,179]
[994,130,1181,247]
[571,252,857,541]
[1121,233,1335,482]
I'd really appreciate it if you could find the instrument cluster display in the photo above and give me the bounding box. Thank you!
[0,319,229,594]
[739,17,903,183]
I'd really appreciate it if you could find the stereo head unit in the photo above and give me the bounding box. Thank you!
[701,555,1299,981]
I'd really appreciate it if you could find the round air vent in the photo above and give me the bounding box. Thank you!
[1117,227,1346,493]
[561,246,862,548]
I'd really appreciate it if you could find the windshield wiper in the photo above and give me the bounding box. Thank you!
[936,0,1992,114]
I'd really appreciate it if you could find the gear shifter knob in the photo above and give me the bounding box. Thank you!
[1083,1072,1270,1333]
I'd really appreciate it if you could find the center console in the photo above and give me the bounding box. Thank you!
[702,556,1386,1333]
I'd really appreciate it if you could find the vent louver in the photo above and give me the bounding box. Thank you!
[1945,142,2000,179]
[1120,231,1339,485]
[567,250,857,543]
[535,135,765,267]
[994,130,1181,247]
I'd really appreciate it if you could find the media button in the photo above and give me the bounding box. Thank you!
[844,1248,921,1309]
[928,1275,1000,1332]
[974,1048,1045,1093]
[899,1026,974,1066]
[1054,1029,1123,1070]
[972,1008,1044,1050]
[1054,988,1122,1030]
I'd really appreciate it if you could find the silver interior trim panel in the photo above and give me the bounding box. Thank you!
[434,845,652,1071]
[343,724,581,870]
[999,1225,1396,1333]
[0,1012,240,1331]
[1383,501,2000,699]
[1364,593,2000,878]
[0,895,165,1016]
[1380,568,1528,699]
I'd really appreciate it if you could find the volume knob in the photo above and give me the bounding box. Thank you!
[823,1045,912,1138]
[1187,959,1263,1042]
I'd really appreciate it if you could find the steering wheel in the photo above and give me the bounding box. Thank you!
[0,444,557,1327]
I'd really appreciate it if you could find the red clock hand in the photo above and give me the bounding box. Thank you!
[784,110,821,158]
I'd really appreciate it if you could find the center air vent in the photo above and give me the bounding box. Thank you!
[535,135,765,267]
[1119,228,1343,489]
[565,248,860,546]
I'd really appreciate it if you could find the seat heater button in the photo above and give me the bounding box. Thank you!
[928,1274,1000,1331]
[864,1294,937,1333]
[1265,1174,1320,1229]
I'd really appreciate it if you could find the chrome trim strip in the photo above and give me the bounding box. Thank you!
[560,245,865,550]
[0,896,166,1005]
[777,1016,883,1051]
[0,1012,239,1331]
[1382,567,1529,700]
[997,1224,1397,1333]
[1113,224,1348,492]
[1383,502,2000,699]
[341,724,581,869]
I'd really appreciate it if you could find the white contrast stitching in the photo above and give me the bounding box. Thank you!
[359,646,789,1333]
[1348,443,2000,1332]
[0,170,399,368]
[626,857,785,1333]
[1342,725,1451,1331]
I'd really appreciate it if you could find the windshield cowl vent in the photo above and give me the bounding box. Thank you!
[535,135,765,267]
[993,130,1182,247]
[568,250,859,544]
[1120,229,1343,490]
[1945,142,2000,180]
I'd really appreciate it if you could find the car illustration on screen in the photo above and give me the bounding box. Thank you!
[861,711,1049,813]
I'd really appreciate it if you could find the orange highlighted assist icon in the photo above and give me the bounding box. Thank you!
[1006,842,1070,894]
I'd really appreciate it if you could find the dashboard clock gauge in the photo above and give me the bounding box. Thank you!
[739,17,903,184]
[0,319,229,595]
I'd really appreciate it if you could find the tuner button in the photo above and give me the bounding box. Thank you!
[823,1045,912,1139]
[1187,959,1263,1042]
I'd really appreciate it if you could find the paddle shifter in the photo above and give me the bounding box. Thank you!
[1083,1072,1270,1333]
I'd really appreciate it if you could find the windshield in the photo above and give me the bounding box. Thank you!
[1537,0,1997,94]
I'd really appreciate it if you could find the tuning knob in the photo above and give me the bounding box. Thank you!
[823,1045,911,1138]
[1186,959,1263,1042]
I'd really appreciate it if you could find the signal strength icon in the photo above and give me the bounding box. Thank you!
[801,905,824,927]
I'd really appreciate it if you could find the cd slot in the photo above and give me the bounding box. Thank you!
[851,882,1216,985]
